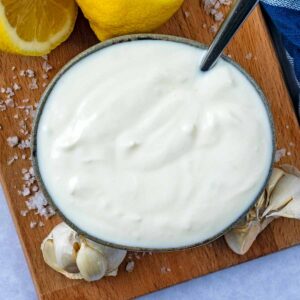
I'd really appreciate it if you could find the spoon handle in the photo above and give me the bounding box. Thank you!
[200,0,259,71]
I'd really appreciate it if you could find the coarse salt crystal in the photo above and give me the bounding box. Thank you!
[7,156,16,165]
[30,221,37,229]
[275,148,286,162]
[214,11,223,22]
[5,87,14,97]
[26,69,35,78]
[42,61,53,73]
[29,78,38,90]
[5,98,14,107]
[7,136,19,147]
[21,154,26,160]
[18,139,31,149]
[38,221,45,227]
[184,11,190,18]
[126,261,135,272]
[21,187,31,197]
[19,70,26,76]
[20,210,28,217]
[11,66,16,71]
[245,52,253,60]
[210,24,218,33]
[26,191,56,218]
[0,103,6,112]
[13,83,21,91]
[160,266,172,274]
[29,167,34,176]
[32,185,39,192]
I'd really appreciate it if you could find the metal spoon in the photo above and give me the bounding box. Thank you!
[200,0,259,71]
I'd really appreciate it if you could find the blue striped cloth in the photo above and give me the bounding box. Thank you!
[261,0,300,118]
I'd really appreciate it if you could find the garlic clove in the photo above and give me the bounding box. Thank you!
[224,218,273,255]
[41,238,83,280]
[76,241,108,281]
[225,167,300,255]
[85,239,127,274]
[51,223,80,273]
[263,173,300,219]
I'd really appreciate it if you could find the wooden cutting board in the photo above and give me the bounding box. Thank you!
[0,1,299,299]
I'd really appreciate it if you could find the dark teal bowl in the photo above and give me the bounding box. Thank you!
[31,34,275,252]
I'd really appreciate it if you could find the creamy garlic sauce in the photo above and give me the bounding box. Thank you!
[37,40,273,248]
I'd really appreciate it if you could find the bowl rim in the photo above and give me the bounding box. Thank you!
[31,33,275,252]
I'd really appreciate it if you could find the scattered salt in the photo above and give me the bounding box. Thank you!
[126,261,135,272]
[161,266,172,274]
[184,11,190,18]
[210,24,218,33]
[30,221,37,229]
[13,83,21,91]
[21,187,31,197]
[26,69,35,78]
[32,185,39,192]
[5,87,14,97]
[287,151,292,156]
[11,66,16,71]
[214,11,224,22]
[42,61,53,73]
[7,156,17,165]
[29,78,38,90]
[0,103,6,111]
[7,136,19,147]
[26,191,56,218]
[275,148,286,162]
[245,52,253,60]
[20,210,29,217]
[18,139,31,149]
[5,98,14,107]
[38,221,45,227]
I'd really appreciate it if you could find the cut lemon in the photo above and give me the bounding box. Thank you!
[76,0,184,41]
[0,0,78,56]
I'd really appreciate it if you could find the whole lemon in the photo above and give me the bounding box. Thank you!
[76,0,184,40]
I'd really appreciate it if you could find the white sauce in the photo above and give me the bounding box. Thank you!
[37,40,273,249]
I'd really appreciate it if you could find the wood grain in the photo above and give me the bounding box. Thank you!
[0,1,299,299]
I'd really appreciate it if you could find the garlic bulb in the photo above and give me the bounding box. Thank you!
[225,167,300,255]
[41,222,127,281]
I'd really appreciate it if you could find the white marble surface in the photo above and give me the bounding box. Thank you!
[1,187,299,300]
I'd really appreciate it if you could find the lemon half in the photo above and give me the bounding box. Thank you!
[0,0,78,56]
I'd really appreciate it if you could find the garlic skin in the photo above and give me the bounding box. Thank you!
[225,167,300,255]
[41,222,127,281]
